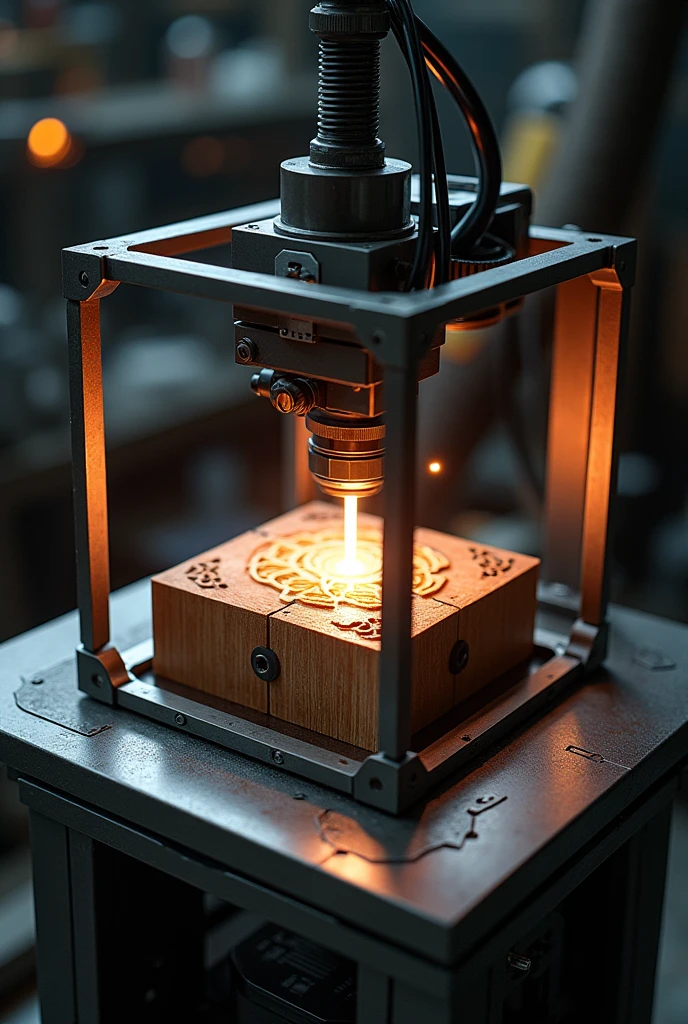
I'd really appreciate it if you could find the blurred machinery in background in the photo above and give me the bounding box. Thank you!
[0,0,317,642]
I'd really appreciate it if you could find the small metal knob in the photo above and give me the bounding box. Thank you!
[269,377,317,416]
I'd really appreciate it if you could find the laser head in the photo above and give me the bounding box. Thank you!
[306,409,385,499]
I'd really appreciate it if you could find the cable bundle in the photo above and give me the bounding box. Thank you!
[385,0,503,289]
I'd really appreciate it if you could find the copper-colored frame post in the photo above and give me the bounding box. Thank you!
[544,275,599,591]
[67,297,111,653]
[545,267,630,631]
[579,271,631,626]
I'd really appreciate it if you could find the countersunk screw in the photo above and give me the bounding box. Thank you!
[251,646,280,682]
[271,749,285,766]
[449,640,470,675]
[236,338,257,364]
[91,673,104,688]
[174,713,187,727]
[79,271,90,287]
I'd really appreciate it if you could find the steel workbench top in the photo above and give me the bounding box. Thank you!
[1,581,687,967]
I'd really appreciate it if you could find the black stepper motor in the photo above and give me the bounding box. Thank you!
[230,923,357,1023]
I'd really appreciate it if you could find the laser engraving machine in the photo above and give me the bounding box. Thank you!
[1,2,687,1021]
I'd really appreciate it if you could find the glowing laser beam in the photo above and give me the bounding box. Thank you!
[340,495,365,576]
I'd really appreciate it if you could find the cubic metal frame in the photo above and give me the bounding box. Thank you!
[63,197,635,813]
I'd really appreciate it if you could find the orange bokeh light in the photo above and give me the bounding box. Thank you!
[428,461,442,474]
[27,117,72,167]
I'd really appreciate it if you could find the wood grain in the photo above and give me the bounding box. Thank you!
[152,529,284,711]
[269,598,458,750]
[415,528,540,705]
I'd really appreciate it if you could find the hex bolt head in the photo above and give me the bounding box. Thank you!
[449,640,470,675]
[236,338,257,364]
[271,749,285,766]
[174,713,187,726]
[251,646,280,682]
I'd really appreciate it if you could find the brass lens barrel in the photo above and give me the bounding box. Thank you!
[307,410,385,498]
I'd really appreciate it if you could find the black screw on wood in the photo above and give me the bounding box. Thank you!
[251,646,281,682]
[449,640,470,675]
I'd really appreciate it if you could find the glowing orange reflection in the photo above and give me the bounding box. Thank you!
[428,461,442,474]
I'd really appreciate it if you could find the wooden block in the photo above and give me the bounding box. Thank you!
[269,598,458,751]
[415,529,540,705]
[152,529,285,711]
[152,502,540,750]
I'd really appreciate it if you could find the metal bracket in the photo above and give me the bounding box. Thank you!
[275,249,321,284]
[353,752,429,814]
[566,619,609,674]
[76,646,130,707]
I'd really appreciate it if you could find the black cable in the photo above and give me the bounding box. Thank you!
[428,83,451,284]
[417,18,502,255]
[387,0,451,287]
[386,0,434,289]
[385,2,503,280]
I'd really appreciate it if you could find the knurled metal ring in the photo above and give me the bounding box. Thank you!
[309,7,390,37]
[307,413,385,442]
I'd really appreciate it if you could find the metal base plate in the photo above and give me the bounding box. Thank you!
[67,629,580,813]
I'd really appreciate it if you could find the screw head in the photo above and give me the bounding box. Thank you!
[91,673,104,688]
[174,713,187,727]
[271,749,285,766]
[449,640,470,675]
[236,338,256,364]
[251,646,280,682]
[79,271,90,287]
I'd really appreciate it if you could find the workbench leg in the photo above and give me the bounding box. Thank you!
[390,968,490,1024]
[70,838,205,1023]
[357,966,391,1023]
[68,830,103,1023]
[29,811,77,1024]
[391,981,455,1024]
[608,806,673,1024]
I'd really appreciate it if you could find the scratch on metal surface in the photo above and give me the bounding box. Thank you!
[565,745,630,771]
[316,795,507,864]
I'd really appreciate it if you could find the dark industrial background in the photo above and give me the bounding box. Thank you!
[0,0,686,1020]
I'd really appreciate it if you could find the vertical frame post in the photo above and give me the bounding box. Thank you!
[580,271,631,626]
[544,275,599,591]
[67,298,111,653]
[377,360,419,761]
